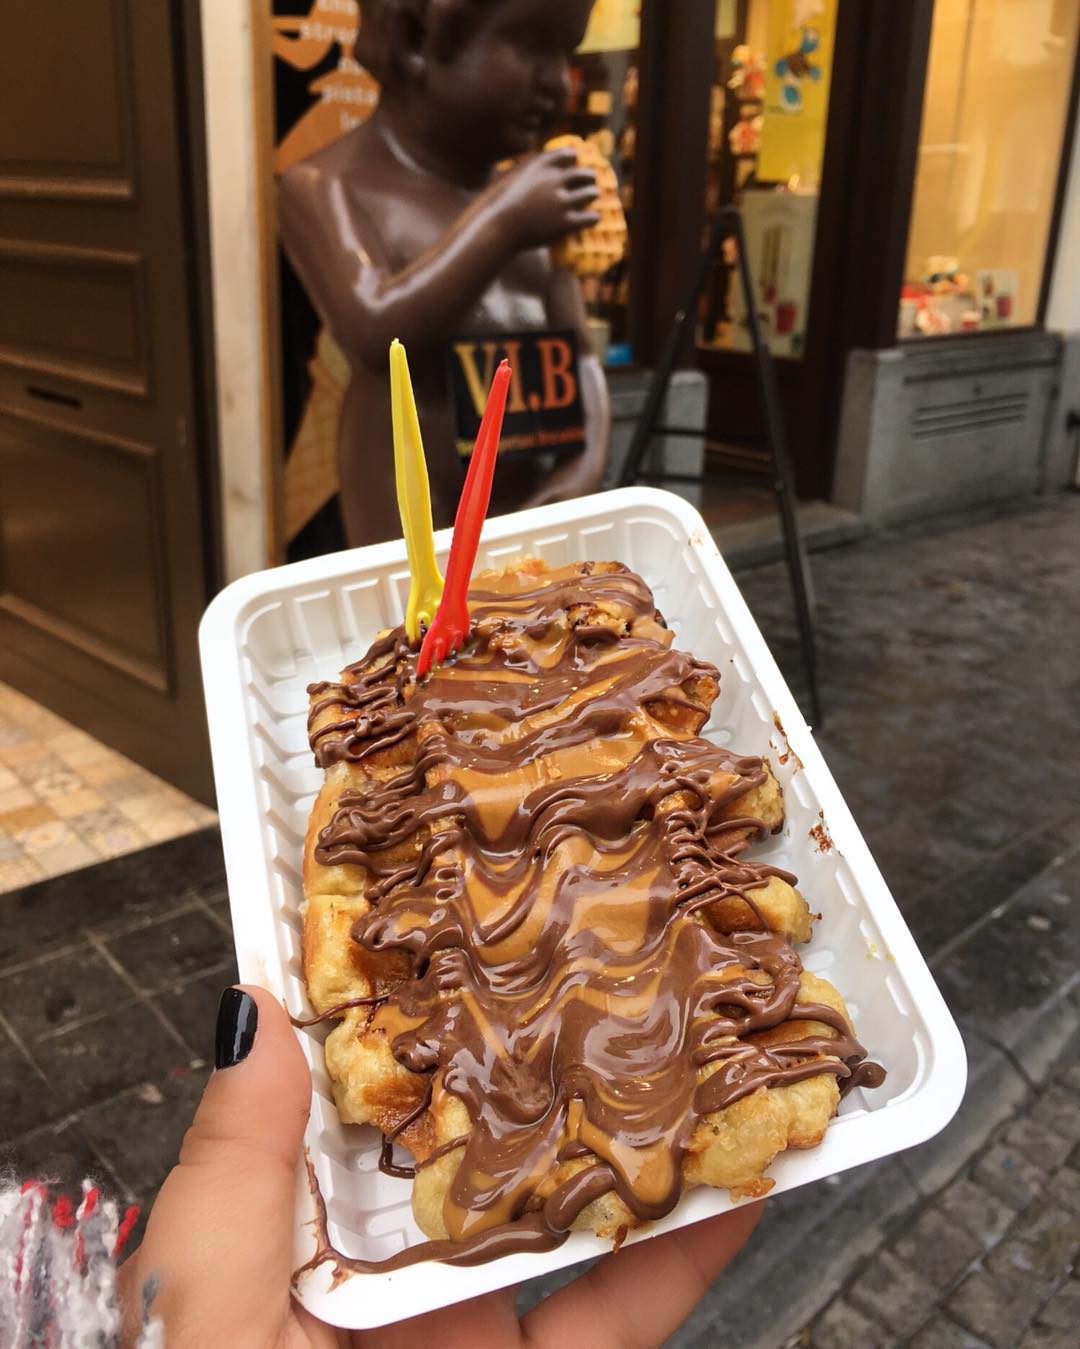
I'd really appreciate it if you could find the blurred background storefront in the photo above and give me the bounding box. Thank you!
[0,0,1078,797]
[831,0,1080,524]
[268,0,1080,555]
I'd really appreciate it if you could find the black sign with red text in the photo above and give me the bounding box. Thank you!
[448,330,586,458]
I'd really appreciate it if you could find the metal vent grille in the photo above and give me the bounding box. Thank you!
[912,391,1029,440]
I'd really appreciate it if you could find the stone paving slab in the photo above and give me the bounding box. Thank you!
[794,1038,1080,1349]
[0,828,233,1243]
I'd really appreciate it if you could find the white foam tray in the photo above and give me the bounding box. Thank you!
[199,487,965,1330]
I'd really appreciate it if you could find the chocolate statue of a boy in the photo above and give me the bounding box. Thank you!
[278,0,608,546]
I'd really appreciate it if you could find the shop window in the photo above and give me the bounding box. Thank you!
[556,1,642,367]
[697,0,838,360]
[900,0,1079,340]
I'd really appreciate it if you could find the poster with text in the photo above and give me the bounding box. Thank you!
[272,1,373,557]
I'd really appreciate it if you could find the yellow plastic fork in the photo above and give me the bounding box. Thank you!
[390,339,444,643]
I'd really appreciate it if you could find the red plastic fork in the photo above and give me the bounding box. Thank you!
[416,360,512,676]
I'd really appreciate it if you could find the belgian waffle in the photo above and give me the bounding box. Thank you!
[301,559,882,1253]
[545,135,628,278]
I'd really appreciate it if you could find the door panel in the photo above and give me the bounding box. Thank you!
[0,1,135,196]
[0,409,169,678]
[0,0,214,801]
[0,243,149,383]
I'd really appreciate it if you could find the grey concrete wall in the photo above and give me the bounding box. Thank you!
[604,369,707,509]
[832,333,1064,527]
[1042,332,1080,490]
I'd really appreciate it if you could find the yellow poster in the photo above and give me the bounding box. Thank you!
[578,0,640,54]
[757,0,836,187]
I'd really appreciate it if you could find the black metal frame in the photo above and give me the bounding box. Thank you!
[618,206,823,727]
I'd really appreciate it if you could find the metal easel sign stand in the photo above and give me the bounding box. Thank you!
[618,205,822,727]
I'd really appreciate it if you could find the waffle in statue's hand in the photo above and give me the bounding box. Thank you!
[302,559,882,1253]
[545,134,628,277]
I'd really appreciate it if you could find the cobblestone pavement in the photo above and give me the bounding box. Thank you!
[0,828,233,1248]
[0,492,1077,1338]
[792,1054,1080,1349]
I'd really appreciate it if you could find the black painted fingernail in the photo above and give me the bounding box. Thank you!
[215,988,257,1069]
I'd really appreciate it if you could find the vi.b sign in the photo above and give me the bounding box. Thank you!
[448,330,586,458]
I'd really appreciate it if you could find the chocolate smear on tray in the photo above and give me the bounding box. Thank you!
[302,563,884,1271]
[296,1149,574,1285]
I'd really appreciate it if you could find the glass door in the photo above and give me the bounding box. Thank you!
[554,1,642,366]
[697,0,839,360]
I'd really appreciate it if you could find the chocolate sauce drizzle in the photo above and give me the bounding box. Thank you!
[300,563,884,1275]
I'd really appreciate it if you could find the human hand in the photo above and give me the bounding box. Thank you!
[496,148,601,252]
[521,455,604,512]
[521,419,609,511]
[119,986,762,1347]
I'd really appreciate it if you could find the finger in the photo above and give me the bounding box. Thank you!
[565,211,602,230]
[119,986,311,1346]
[561,185,600,208]
[559,167,598,189]
[543,147,579,167]
[355,1285,520,1349]
[522,1202,763,1349]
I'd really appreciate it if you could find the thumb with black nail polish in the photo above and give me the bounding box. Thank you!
[215,986,259,1069]
[118,985,313,1346]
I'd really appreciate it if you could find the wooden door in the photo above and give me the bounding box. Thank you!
[0,0,216,802]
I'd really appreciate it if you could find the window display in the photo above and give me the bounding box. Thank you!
[698,0,837,360]
[554,0,641,366]
[899,0,1080,340]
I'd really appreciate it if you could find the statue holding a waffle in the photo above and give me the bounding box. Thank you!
[278,0,627,547]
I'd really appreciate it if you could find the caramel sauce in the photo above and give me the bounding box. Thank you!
[301,563,883,1275]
